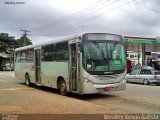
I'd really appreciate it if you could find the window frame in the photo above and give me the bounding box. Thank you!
[54,42,69,61]
[26,48,34,62]
[42,44,55,62]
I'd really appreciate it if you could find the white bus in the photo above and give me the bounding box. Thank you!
[14,33,127,95]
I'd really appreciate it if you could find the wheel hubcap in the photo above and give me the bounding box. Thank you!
[25,76,29,86]
[61,83,65,92]
[144,80,148,85]
[26,79,29,85]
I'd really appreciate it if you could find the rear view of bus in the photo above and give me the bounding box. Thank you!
[80,33,126,94]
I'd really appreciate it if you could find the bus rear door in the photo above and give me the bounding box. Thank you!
[34,48,41,85]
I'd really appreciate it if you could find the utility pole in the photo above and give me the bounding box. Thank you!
[20,29,30,46]
[78,22,88,34]
[20,29,30,37]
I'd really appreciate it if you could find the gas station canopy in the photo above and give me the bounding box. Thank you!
[123,36,156,44]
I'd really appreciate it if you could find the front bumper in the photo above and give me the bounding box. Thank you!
[93,79,127,93]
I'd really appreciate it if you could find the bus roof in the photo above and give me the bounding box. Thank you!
[15,34,81,52]
[15,33,122,52]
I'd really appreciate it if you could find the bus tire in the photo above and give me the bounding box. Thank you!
[59,79,67,96]
[143,78,149,85]
[25,74,31,86]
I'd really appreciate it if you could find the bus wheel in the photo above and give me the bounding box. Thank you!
[143,79,149,85]
[25,74,31,86]
[59,80,67,96]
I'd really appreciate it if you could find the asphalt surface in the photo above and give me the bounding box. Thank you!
[79,83,160,114]
[0,71,123,115]
[0,71,160,115]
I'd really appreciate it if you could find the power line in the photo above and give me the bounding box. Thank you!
[52,0,105,24]
[52,0,114,25]
[31,0,115,30]
[43,0,133,35]
[31,0,105,30]
[133,0,160,15]
[30,0,133,37]
[32,0,122,35]
[83,0,133,23]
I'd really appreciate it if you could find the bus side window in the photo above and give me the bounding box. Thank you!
[43,44,55,61]
[27,49,34,62]
[21,50,27,62]
[55,42,68,61]
[15,51,21,62]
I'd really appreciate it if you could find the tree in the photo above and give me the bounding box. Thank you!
[0,33,33,53]
[0,33,17,53]
[0,33,18,68]
[17,36,32,47]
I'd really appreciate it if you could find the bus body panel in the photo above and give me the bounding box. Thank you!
[15,63,25,81]
[27,62,35,83]
[14,62,35,83]
[14,33,127,95]
[81,68,127,94]
[41,62,69,90]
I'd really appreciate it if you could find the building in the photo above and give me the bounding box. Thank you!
[0,53,10,70]
[123,36,156,66]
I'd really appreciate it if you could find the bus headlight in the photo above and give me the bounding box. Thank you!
[84,78,94,84]
[121,77,127,83]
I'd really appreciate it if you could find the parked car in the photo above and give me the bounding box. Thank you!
[3,63,14,71]
[126,66,160,86]
[131,65,153,71]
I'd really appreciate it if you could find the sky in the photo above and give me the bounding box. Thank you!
[0,0,160,44]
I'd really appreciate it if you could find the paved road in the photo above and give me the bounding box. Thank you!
[0,71,160,114]
[0,71,123,115]
[77,83,160,114]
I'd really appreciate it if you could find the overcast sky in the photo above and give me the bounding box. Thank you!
[0,0,160,43]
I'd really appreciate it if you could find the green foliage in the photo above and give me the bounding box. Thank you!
[17,36,32,47]
[0,33,33,54]
[0,33,15,43]
[0,33,17,53]
[0,45,7,53]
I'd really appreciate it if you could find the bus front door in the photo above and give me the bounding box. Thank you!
[35,49,41,85]
[69,43,80,93]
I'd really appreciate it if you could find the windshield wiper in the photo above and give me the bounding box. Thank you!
[92,41,104,60]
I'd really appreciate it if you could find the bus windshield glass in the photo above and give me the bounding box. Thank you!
[82,40,126,74]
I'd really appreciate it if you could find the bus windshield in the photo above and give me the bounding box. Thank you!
[82,41,126,74]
